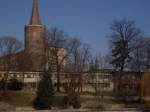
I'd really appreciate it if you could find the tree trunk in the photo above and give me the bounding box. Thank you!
[57,72,60,92]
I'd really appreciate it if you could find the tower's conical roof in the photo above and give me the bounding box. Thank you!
[29,0,41,25]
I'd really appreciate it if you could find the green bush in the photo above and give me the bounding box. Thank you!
[33,97,53,109]
[72,96,81,109]
[61,94,81,109]
[33,72,54,110]
[7,78,23,91]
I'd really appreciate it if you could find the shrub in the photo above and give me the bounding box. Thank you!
[33,72,54,110]
[7,78,23,91]
[33,97,52,109]
[72,95,81,109]
[0,79,5,90]
[61,96,70,108]
[61,94,81,109]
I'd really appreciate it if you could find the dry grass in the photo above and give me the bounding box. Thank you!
[1,91,146,109]
[0,91,36,107]
[0,91,66,107]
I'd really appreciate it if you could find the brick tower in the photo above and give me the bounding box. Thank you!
[25,0,45,71]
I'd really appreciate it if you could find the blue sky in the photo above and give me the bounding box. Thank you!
[0,0,150,55]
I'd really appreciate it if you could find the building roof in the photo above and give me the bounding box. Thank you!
[29,0,41,25]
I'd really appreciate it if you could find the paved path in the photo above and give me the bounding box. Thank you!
[13,110,143,112]
[14,108,146,112]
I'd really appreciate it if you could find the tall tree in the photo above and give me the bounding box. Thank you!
[89,53,112,71]
[45,27,67,92]
[66,38,91,72]
[109,19,141,71]
[65,38,91,93]
[129,38,145,72]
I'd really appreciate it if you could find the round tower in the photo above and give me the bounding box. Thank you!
[25,0,45,71]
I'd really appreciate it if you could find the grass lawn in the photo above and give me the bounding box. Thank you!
[0,91,101,108]
[0,91,36,107]
[0,91,76,107]
[1,91,148,109]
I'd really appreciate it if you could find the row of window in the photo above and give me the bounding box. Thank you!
[0,73,39,78]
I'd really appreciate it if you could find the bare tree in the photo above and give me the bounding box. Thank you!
[130,37,150,72]
[45,27,69,92]
[129,38,145,72]
[81,43,91,71]
[0,36,22,91]
[142,38,150,71]
[108,19,142,98]
[89,53,112,71]
[66,38,81,72]
[66,38,91,72]
[88,54,109,107]
[65,38,91,93]
[109,19,141,72]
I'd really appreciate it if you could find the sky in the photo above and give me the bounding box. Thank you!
[0,0,150,55]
